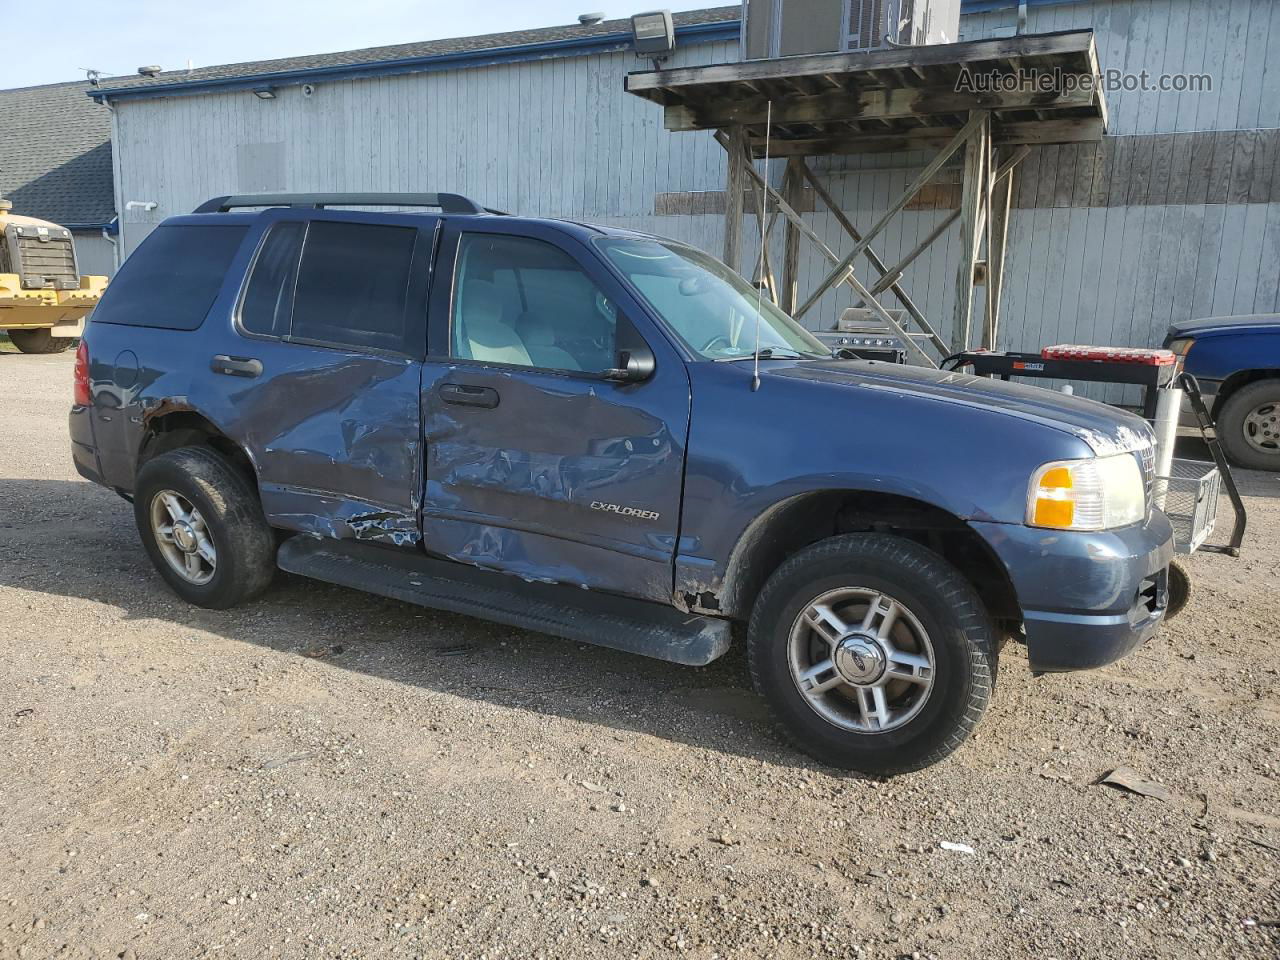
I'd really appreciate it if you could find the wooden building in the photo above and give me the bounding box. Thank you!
[89,0,1279,380]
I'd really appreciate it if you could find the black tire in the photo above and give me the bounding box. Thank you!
[133,446,276,609]
[1216,379,1280,471]
[8,328,76,354]
[1165,558,1192,621]
[747,534,996,775]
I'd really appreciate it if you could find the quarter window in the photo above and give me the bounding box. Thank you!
[240,222,304,338]
[91,224,247,330]
[451,234,617,373]
[290,221,418,353]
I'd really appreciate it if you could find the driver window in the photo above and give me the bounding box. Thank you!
[452,234,617,373]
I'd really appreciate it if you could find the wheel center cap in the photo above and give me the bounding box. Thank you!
[834,636,886,685]
[173,521,197,552]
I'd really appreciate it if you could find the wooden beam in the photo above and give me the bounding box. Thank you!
[665,84,1094,132]
[985,148,1020,349]
[722,126,747,273]
[624,30,1099,96]
[954,112,990,353]
[717,137,937,368]
[754,117,1104,158]
[794,112,986,320]
[780,158,803,314]
[796,160,949,357]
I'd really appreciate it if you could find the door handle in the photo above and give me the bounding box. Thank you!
[439,382,500,409]
[211,355,263,378]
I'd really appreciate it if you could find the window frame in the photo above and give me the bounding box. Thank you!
[440,228,636,382]
[232,213,435,362]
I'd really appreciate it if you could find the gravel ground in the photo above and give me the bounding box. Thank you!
[1,351,1277,960]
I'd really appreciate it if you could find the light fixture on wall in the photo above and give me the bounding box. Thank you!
[252,86,276,100]
[631,11,675,69]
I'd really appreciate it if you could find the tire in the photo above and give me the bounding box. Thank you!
[747,534,996,775]
[1165,558,1192,621]
[1216,379,1280,471]
[133,446,276,609]
[8,328,76,354]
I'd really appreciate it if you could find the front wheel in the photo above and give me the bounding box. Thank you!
[7,328,77,353]
[748,534,997,775]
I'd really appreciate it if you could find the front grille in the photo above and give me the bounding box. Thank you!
[16,235,79,290]
[1138,442,1155,509]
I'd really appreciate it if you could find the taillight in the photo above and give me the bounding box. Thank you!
[73,340,91,406]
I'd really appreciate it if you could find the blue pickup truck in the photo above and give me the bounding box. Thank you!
[69,193,1174,774]
[1165,314,1280,472]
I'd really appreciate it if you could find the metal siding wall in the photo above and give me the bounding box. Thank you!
[70,232,115,277]
[110,1,1279,389]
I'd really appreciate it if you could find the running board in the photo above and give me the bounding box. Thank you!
[276,536,732,667]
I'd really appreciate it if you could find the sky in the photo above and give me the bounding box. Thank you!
[1,0,724,89]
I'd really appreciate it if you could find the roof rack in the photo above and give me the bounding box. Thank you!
[193,192,500,215]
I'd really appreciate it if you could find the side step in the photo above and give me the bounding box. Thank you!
[276,536,732,667]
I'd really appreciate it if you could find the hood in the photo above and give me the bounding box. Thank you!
[1167,314,1280,339]
[765,359,1154,457]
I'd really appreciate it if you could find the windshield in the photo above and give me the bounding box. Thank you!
[595,236,829,361]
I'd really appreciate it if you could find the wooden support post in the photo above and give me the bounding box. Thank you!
[982,133,996,352]
[954,111,990,353]
[722,126,748,274]
[780,157,804,315]
[986,147,1017,350]
[794,111,985,320]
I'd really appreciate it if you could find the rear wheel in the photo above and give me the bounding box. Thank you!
[1217,379,1280,471]
[8,328,76,354]
[133,447,276,609]
[748,534,996,775]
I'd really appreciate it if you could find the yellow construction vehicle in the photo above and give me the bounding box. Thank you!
[0,198,108,353]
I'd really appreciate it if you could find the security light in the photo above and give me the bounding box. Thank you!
[252,86,277,100]
[631,10,675,59]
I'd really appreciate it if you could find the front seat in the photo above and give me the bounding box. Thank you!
[519,318,582,371]
[457,279,532,366]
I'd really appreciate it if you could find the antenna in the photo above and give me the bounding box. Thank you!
[750,100,772,392]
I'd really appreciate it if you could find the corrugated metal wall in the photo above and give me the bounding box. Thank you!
[112,0,1279,396]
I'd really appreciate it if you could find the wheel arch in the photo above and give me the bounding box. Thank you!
[1213,368,1280,416]
[137,405,260,491]
[701,489,1021,629]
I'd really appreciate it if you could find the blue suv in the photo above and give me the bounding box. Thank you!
[70,193,1174,774]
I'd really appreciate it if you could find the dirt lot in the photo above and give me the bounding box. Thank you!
[0,351,1277,960]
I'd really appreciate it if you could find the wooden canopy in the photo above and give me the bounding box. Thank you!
[624,30,1111,364]
[625,29,1108,158]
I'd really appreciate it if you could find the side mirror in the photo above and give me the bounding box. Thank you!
[603,345,655,383]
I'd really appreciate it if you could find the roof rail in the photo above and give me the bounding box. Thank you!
[192,192,493,215]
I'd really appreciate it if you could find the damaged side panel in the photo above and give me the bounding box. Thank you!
[419,362,692,604]
[237,352,425,546]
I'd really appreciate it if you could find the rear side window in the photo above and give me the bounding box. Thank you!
[91,224,246,330]
[239,222,304,338]
[289,222,417,353]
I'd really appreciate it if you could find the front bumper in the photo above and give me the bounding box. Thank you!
[972,511,1175,673]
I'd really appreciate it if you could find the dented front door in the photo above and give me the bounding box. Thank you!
[419,220,691,603]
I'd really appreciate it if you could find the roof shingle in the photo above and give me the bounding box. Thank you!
[0,81,114,226]
[90,7,739,93]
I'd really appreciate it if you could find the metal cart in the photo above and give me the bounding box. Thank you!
[944,347,1248,617]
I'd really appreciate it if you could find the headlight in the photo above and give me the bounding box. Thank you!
[1166,336,1195,357]
[1027,454,1145,531]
